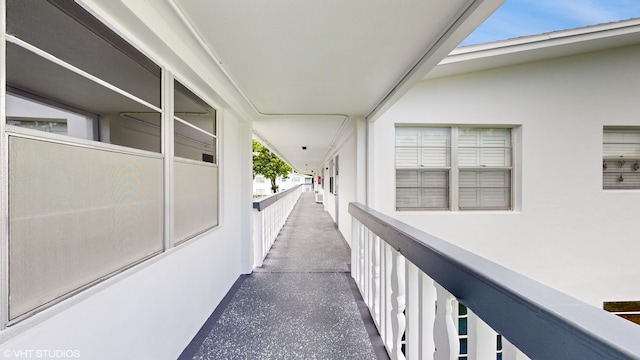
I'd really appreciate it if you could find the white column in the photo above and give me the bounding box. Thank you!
[355,117,367,204]
[434,284,459,360]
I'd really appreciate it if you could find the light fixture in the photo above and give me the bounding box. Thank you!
[302,146,307,150]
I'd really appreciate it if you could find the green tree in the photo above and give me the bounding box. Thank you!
[253,139,292,193]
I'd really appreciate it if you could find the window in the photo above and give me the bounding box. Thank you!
[603,128,640,189]
[396,126,512,211]
[174,80,217,163]
[173,80,219,244]
[5,0,164,321]
[6,0,162,151]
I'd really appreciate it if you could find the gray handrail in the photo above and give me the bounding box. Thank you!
[252,184,303,211]
[349,202,640,360]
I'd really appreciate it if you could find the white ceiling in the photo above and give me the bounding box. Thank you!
[171,0,504,173]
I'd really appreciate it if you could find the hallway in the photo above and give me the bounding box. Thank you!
[180,192,387,359]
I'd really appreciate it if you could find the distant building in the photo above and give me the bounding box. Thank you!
[253,172,313,196]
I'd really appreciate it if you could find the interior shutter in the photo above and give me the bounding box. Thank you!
[603,129,640,189]
[458,128,511,210]
[396,127,450,209]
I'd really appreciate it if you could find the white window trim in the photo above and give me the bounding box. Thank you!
[603,126,640,190]
[395,125,516,212]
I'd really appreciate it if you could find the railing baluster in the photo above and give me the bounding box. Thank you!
[349,202,640,360]
[252,186,302,268]
[364,229,371,307]
[351,219,359,281]
[383,241,392,350]
[379,240,386,342]
[390,248,406,360]
[468,309,497,360]
[372,235,381,328]
[434,284,459,360]
[419,273,436,360]
[405,261,419,360]
[358,223,365,294]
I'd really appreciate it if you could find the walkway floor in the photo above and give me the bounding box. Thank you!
[180,192,388,359]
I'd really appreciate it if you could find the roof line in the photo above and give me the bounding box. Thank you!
[446,17,640,62]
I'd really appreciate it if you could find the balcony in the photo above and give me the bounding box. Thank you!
[180,191,387,359]
[180,192,640,360]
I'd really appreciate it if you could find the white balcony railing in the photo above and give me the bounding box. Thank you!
[252,185,303,268]
[349,202,640,360]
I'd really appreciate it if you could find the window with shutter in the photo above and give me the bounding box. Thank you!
[458,128,511,210]
[396,126,512,211]
[603,128,640,189]
[395,128,450,209]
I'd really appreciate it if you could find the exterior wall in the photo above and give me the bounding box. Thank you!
[0,2,253,359]
[321,124,359,246]
[373,44,640,306]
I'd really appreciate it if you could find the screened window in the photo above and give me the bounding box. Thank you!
[395,127,512,211]
[603,128,640,189]
[5,0,162,152]
[7,0,161,108]
[173,80,219,245]
[5,0,164,322]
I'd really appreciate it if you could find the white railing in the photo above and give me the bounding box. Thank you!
[252,185,303,267]
[349,202,640,360]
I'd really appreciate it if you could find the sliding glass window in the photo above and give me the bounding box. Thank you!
[173,80,219,244]
[6,0,162,150]
[5,0,163,322]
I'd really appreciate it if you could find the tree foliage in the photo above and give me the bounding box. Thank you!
[253,139,292,193]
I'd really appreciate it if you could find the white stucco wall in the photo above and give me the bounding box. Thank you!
[373,44,640,306]
[321,124,358,246]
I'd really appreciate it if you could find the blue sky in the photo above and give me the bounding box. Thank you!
[459,0,640,46]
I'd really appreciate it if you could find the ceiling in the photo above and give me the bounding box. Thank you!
[169,0,504,173]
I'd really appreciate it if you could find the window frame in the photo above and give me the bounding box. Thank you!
[602,127,640,190]
[395,125,514,211]
[1,0,224,325]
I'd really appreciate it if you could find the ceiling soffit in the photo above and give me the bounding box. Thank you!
[164,0,503,172]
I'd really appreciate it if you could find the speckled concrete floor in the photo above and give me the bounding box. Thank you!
[180,192,387,360]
